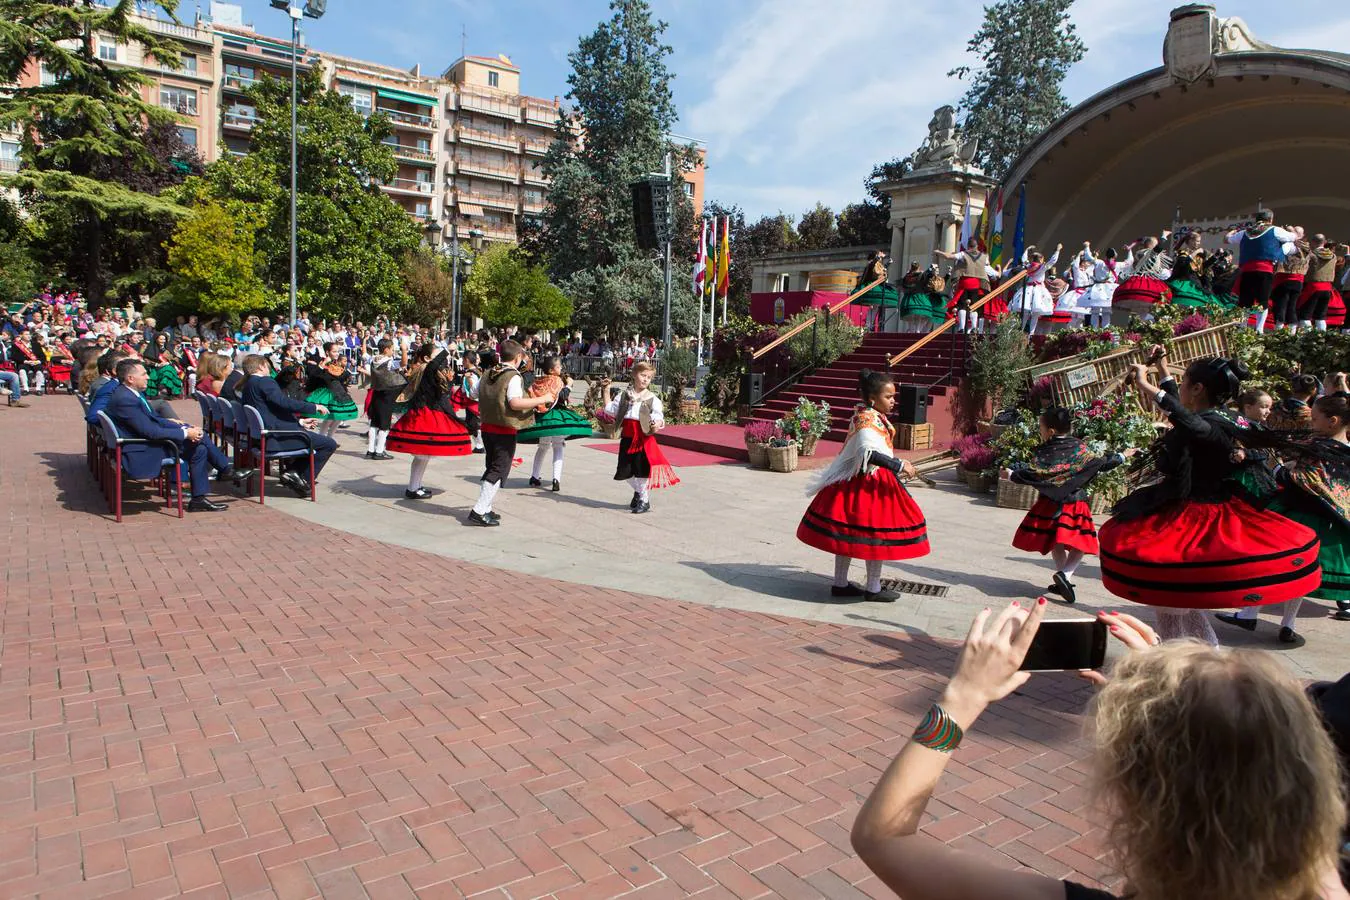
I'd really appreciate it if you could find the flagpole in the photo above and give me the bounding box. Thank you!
[695,217,706,366]
[721,215,729,324]
[708,216,717,359]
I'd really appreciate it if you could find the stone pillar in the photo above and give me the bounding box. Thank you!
[880,161,996,274]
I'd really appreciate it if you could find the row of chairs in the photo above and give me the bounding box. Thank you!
[79,395,184,523]
[0,360,75,393]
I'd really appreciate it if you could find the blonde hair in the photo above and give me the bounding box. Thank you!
[631,361,655,378]
[1091,642,1344,900]
[197,351,230,383]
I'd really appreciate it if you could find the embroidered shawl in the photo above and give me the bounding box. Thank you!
[808,406,893,494]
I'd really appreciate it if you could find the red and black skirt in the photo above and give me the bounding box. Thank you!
[1113,275,1170,308]
[797,471,929,561]
[1013,497,1098,556]
[386,407,473,457]
[1098,497,1322,609]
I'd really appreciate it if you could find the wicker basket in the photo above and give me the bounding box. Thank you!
[968,472,996,494]
[955,463,968,483]
[1088,491,1121,515]
[799,434,820,457]
[746,442,769,469]
[996,478,1039,510]
[768,444,799,472]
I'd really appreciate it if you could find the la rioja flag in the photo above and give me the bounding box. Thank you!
[693,219,707,297]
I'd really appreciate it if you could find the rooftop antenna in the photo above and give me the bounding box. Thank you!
[461,24,466,61]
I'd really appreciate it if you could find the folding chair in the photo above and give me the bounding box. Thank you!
[239,405,317,505]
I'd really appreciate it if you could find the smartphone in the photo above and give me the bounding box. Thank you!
[1019,618,1108,672]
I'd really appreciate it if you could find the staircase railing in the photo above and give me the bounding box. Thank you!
[749,276,885,362]
[887,269,1027,368]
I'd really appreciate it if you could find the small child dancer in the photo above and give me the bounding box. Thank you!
[604,361,679,514]
[469,341,553,526]
[797,369,928,602]
[1008,244,1062,334]
[518,355,592,492]
[1007,406,1124,605]
[385,347,472,500]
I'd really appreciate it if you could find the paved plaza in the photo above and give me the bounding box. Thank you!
[2,395,1342,898]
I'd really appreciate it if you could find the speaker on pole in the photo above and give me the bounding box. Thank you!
[896,384,927,425]
[631,180,658,251]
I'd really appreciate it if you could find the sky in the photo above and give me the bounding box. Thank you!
[207,0,1350,222]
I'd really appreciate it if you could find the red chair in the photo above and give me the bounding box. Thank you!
[47,364,74,393]
[237,404,317,505]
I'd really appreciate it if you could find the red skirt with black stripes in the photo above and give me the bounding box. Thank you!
[386,407,473,457]
[1013,498,1098,556]
[1098,497,1322,609]
[797,471,929,561]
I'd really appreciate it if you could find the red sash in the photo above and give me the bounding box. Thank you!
[621,418,680,488]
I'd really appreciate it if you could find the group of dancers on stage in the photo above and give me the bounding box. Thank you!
[795,350,1350,647]
[336,339,680,525]
[875,208,1349,335]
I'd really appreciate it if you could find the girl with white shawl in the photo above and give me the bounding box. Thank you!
[796,369,930,602]
[1007,244,1062,334]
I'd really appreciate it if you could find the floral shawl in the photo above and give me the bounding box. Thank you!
[1010,435,1121,504]
[1283,437,1350,529]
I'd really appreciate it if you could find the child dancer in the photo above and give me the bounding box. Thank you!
[1219,380,1350,642]
[1081,246,1122,329]
[1099,347,1322,644]
[385,348,472,500]
[469,341,552,526]
[1007,406,1124,605]
[365,338,400,461]
[604,361,679,514]
[1008,244,1061,334]
[797,369,928,602]
[518,355,592,492]
[454,351,484,453]
[305,342,358,439]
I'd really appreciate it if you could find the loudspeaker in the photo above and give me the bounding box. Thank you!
[631,180,658,250]
[896,384,927,425]
[740,372,764,406]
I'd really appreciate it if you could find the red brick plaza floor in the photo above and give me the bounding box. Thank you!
[0,396,1113,899]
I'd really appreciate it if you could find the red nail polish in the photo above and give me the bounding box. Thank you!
[1109,625,1120,632]
[1037,597,1047,606]
[1012,601,1020,608]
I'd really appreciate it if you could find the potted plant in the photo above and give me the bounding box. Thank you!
[963,443,998,493]
[778,396,831,456]
[594,408,620,439]
[1073,393,1156,513]
[743,419,775,469]
[970,317,1033,432]
[767,432,799,472]
[991,408,1041,509]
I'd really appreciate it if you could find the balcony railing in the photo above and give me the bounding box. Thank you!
[521,165,547,185]
[223,73,257,92]
[144,17,210,43]
[381,141,435,163]
[376,107,438,130]
[524,102,557,125]
[458,90,521,121]
[0,158,19,173]
[223,111,259,130]
[522,138,550,155]
[455,126,517,151]
[384,177,435,194]
[456,159,518,182]
[457,189,518,210]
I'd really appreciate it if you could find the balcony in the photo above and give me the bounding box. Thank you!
[455,158,518,183]
[458,88,521,121]
[521,197,546,215]
[144,17,212,44]
[223,111,258,131]
[383,177,435,196]
[381,141,436,164]
[0,158,18,173]
[521,165,547,186]
[456,188,518,212]
[223,73,257,93]
[455,125,518,152]
[522,137,550,156]
[523,101,558,126]
[376,107,438,131]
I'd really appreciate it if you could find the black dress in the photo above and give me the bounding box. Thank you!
[1064,882,1116,900]
[367,357,400,431]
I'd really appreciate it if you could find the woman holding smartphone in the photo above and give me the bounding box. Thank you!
[852,600,1348,900]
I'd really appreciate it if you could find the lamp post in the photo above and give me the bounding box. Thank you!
[270,0,326,328]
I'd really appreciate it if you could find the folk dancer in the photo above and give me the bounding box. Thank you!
[934,238,1000,333]
[603,361,679,514]
[1225,210,1299,330]
[1008,244,1062,334]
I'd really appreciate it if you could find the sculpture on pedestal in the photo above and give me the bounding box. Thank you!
[911,106,980,172]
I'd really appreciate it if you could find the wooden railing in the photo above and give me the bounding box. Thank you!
[886,269,1028,367]
[749,277,885,361]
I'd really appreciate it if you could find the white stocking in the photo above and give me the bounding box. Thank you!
[375,429,388,454]
[320,420,339,438]
[1154,608,1219,647]
[1235,606,1258,620]
[864,560,884,594]
[1280,598,1304,629]
[633,477,650,503]
[408,455,430,491]
[1060,549,1084,580]
[968,311,980,333]
[551,441,565,481]
[368,427,380,453]
[833,555,852,588]
[956,309,968,332]
[472,479,500,515]
[1254,308,1269,331]
[1050,547,1068,572]
[1316,320,1328,332]
[531,443,549,480]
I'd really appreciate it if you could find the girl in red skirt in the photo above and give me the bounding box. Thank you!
[797,369,928,602]
[386,347,473,500]
[1007,406,1124,605]
[1099,347,1322,644]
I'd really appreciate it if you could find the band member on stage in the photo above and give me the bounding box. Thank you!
[934,238,1000,334]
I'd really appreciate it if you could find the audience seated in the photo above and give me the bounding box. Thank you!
[196,351,232,397]
[238,354,337,496]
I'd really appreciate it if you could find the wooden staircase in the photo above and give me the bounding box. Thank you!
[742,331,976,443]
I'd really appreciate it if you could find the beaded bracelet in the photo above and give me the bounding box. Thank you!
[912,704,964,753]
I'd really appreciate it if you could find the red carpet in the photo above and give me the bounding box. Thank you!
[585,441,736,467]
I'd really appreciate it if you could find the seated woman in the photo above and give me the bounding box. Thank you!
[851,601,1349,900]
[143,332,183,399]
[195,351,233,397]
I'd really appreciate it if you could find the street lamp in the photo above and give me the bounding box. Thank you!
[270,0,326,328]
[447,226,485,335]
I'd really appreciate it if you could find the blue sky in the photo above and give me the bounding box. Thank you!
[211,0,1350,221]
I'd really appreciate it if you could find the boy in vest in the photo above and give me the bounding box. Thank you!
[1225,209,1298,329]
[469,340,555,527]
[1300,235,1341,332]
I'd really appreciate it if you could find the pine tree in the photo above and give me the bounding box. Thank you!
[949,0,1085,179]
[0,0,191,306]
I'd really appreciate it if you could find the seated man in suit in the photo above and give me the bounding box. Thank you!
[87,350,180,422]
[105,359,253,512]
[238,354,336,497]
[218,363,245,402]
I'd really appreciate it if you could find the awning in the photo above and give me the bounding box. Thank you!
[457,202,484,217]
[377,88,438,109]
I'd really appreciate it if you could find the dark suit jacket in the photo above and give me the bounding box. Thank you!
[104,384,187,479]
[86,378,119,424]
[219,369,245,402]
[241,374,316,429]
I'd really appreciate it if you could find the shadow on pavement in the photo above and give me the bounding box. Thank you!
[679,560,875,606]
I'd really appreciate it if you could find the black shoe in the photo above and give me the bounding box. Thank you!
[485,511,502,524]
[225,467,256,487]
[632,500,650,514]
[1215,612,1259,632]
[279,470,310,496]
[365,451,378,460]
[1333,609,1350,622]
[630,492,641,510]
[376,452,394,461]
[529,477,542,488]
[187,496,227,512]
[404,487,431,500]
[466,510,500,527]
[831,583,864,597]
[551,479,561,493]
[864,588,901,603]
[338,422,349,429]
[1052,571,1076,604]
[473,447,485,454]
[1278,626,1305,646]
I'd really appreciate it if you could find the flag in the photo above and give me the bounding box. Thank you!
[989,189,1005,268]
[717,215,730,297]
[958,194,972,250]
[1011,184,1027,265]
[693,219,707,297]
[706,217,718,301]
[976,194,989,253]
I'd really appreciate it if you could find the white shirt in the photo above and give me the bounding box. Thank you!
[605,390,665,425]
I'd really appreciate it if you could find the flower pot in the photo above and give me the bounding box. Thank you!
[1088,490,1120,515]
[678,398,701,422]
[746,442,769,469]
[968,472,996,494]
[799,434,820,457]
[996,478,1038,510]
[767,444,799,473]
[955,463,968,483]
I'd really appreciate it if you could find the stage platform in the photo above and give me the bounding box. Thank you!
[656,424,944,470]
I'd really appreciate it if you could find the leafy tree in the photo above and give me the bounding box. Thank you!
[949,0,1086,179]
[464,243,573,331]
[838,154,914,247]
[535,0,697,337]
[202,67,421,320]
[0,0,192,306]
[157,199,265,320]
[796,202,841,250]
[401,250,456,326]
[0,242,40,305]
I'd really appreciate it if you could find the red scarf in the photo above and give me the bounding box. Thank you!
[621,419,680,489]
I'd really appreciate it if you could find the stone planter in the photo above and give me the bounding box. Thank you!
[746,442,769,469]
[767,444,799,473]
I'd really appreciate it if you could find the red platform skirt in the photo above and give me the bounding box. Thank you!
[1098,497,1322,609]
[1013,498,1098,556]
[386,407,473,457]
[1113,275,1170,309]
[797,471,929,561]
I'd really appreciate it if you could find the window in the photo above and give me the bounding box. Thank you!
[487,71,499,88]
[225,103,256,127]
[415,137,430,152]
[414,170,432,184]
[337,83,372,114]
[160,86,198,116]
[177,126,197,148]
[39,64,58,86]
[1,140,17,160]
[180,55,198,74]
[414,201,430,218]
[97,40,118,62]
[682,182,694,198]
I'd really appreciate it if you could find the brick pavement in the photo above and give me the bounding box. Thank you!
[0,396,1115,898]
